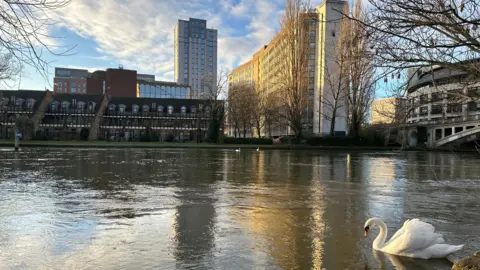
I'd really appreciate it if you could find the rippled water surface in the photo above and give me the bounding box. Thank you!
[0,148,479,270]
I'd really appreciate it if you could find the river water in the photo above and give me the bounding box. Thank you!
[0,148,479,270]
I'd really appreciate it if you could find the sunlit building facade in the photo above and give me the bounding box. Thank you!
[228,0,348,137]
[371,97,407,125]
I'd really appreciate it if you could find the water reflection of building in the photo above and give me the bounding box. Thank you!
[312,153,370,269]
[227,151,332,269]
[172,150,219,267]
[364,155,405,224]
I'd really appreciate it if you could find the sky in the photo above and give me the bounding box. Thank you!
[15,0,330,90]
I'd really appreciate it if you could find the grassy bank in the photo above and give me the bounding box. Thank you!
[0,139,469,152]
[0,139,405,150]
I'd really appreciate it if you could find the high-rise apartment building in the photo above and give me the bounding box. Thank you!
[174,18,218,99]
[229,0,348,137]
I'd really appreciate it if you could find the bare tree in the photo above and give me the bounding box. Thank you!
[319,8,350,137]
[263,91,277,138]
[273,0,312,140]
[203,68,229,143]
[227,82,257,138]
[344,0,376,138]
[0,54,20,83]
[350,0,480,99]
[251,83,267,138]
[320,61,348,136]
[0,0,73,81]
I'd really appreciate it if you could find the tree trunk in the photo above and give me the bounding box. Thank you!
[330,108,337,137]
[256,120,261,138]
[350,112,361,138]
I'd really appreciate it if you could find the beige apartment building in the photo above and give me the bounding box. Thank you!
[229,0,348,137]
[371,97,400,125]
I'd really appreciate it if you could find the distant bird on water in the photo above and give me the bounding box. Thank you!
[235,148,241,152]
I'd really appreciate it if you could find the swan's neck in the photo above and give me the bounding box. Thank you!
[373,220,388,250]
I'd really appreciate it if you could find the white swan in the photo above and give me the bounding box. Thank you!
[235,148,241,152]
[364,218,463,259]
[256,147,259,151]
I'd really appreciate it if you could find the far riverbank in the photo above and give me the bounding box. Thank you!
[0,140,477,153]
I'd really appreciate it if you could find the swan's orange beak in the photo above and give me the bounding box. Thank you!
[364,231,368,237]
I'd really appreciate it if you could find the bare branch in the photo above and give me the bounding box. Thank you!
[0,0,73,81]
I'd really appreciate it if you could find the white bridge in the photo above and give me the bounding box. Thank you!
[408,115,480,148]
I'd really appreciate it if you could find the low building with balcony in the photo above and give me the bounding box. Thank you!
[0,90,219,142]
[406,64,480,147]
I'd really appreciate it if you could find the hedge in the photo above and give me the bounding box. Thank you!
[305,135,386,146]
[223,137,273,145]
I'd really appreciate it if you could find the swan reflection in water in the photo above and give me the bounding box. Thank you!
[372,249,453,270]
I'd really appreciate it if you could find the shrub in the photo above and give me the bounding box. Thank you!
[223,137,273,145]
[80,128,90,141]
[280,136,293,144]
[33,130,45,141]
[305,135,386,146]
[165,133,174,142]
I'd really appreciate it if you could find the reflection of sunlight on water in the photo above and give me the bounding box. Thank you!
[310,157,326,270]
[365,156,406,227]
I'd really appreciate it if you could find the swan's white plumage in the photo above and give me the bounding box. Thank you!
[365,218,463,259]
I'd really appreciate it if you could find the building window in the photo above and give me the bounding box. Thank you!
[26,98,35,109]
[431,104,443,115]
[419,106,428,116]
[88,102,96,113]
[77,101,85,112]
[167,105,174,115]
[447,104,462,113]
[51,101,59,112]
[420,94,428,104]
[468,101,479,111]
[132,104,139,114]
[431,92,442,102]
[119,104,126,114]
[61,101,70,112]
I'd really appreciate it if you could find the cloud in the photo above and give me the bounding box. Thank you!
[45,0,286,81]
[63,65,102,73]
